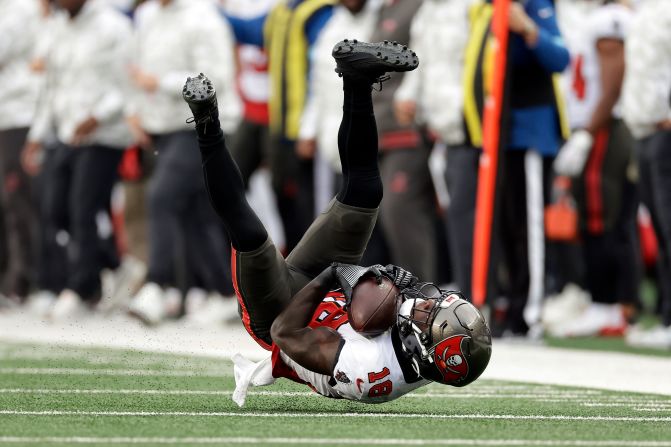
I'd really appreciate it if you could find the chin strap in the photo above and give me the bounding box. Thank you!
[398,315,433,364]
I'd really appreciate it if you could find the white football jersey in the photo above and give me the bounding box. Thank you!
[273,292,429,403]
[562,3,632,128]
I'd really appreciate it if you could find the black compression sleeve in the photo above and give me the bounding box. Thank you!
[197,127,268,252]
[335,76,383,209]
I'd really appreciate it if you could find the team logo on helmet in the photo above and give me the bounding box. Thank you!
[433,335,469,383]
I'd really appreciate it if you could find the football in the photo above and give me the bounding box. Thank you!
[347,276,400,337]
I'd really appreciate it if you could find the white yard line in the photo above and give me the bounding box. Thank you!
[2,388,668,414]
[0,438,670,446]
[0,410,669,422]
[582,402,671,408]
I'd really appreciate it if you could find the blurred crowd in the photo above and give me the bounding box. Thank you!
[0,0,670,350]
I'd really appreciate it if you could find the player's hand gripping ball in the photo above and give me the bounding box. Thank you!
[347,276,400,337]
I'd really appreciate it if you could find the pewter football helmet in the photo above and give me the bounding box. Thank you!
[397,283,492,387]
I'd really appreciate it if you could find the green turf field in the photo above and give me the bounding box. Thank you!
[0,342,669,447]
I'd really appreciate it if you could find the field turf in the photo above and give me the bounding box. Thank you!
[0,342,669,447]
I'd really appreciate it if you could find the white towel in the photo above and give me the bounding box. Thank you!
[232,353,275,407]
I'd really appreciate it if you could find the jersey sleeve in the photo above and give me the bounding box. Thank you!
[592,6,630,42]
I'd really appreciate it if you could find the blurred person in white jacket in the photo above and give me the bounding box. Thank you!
[622,0,671,349]
[22,0,134,319]
[0,0,43,302]
[298,0,381,213]
[394,0,471,149]
[393,0,471,290]
[22,1,70,316]
[126,0,242,326]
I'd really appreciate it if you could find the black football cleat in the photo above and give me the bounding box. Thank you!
[183,73,218,129]
[332,39,419,83]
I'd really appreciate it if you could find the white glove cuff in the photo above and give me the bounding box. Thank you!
[572,129,594,150]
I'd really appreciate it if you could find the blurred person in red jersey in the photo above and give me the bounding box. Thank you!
[222,0,335,253]
[544,0,640,338]
[219,0,276,188]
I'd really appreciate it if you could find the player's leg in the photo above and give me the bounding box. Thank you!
[183,74,290,350]
[286,40,419,290]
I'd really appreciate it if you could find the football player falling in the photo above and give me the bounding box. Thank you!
[182,39,492,406]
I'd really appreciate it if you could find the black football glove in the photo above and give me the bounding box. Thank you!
[383,264,418,290]
[332,262,384,305]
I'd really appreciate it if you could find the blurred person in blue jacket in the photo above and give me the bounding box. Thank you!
[455,0,570,335]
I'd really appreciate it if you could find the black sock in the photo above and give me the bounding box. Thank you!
[196,127,268,252]
[336,75,383,209]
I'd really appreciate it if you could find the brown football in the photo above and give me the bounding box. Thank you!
[347,276,400,337]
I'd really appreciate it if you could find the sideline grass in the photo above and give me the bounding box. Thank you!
[0,342,669,447]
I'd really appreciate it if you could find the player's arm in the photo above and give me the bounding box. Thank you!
[555,36,625,176]
[586,38,625,135]
[270,266,343,376]
[509,0,570,73]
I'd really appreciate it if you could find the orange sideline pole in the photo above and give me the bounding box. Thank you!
[471,0,511,308]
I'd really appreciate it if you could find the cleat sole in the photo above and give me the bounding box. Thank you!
[182,73,219,127]
[332,39,419,78]
[183,75,216,105]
